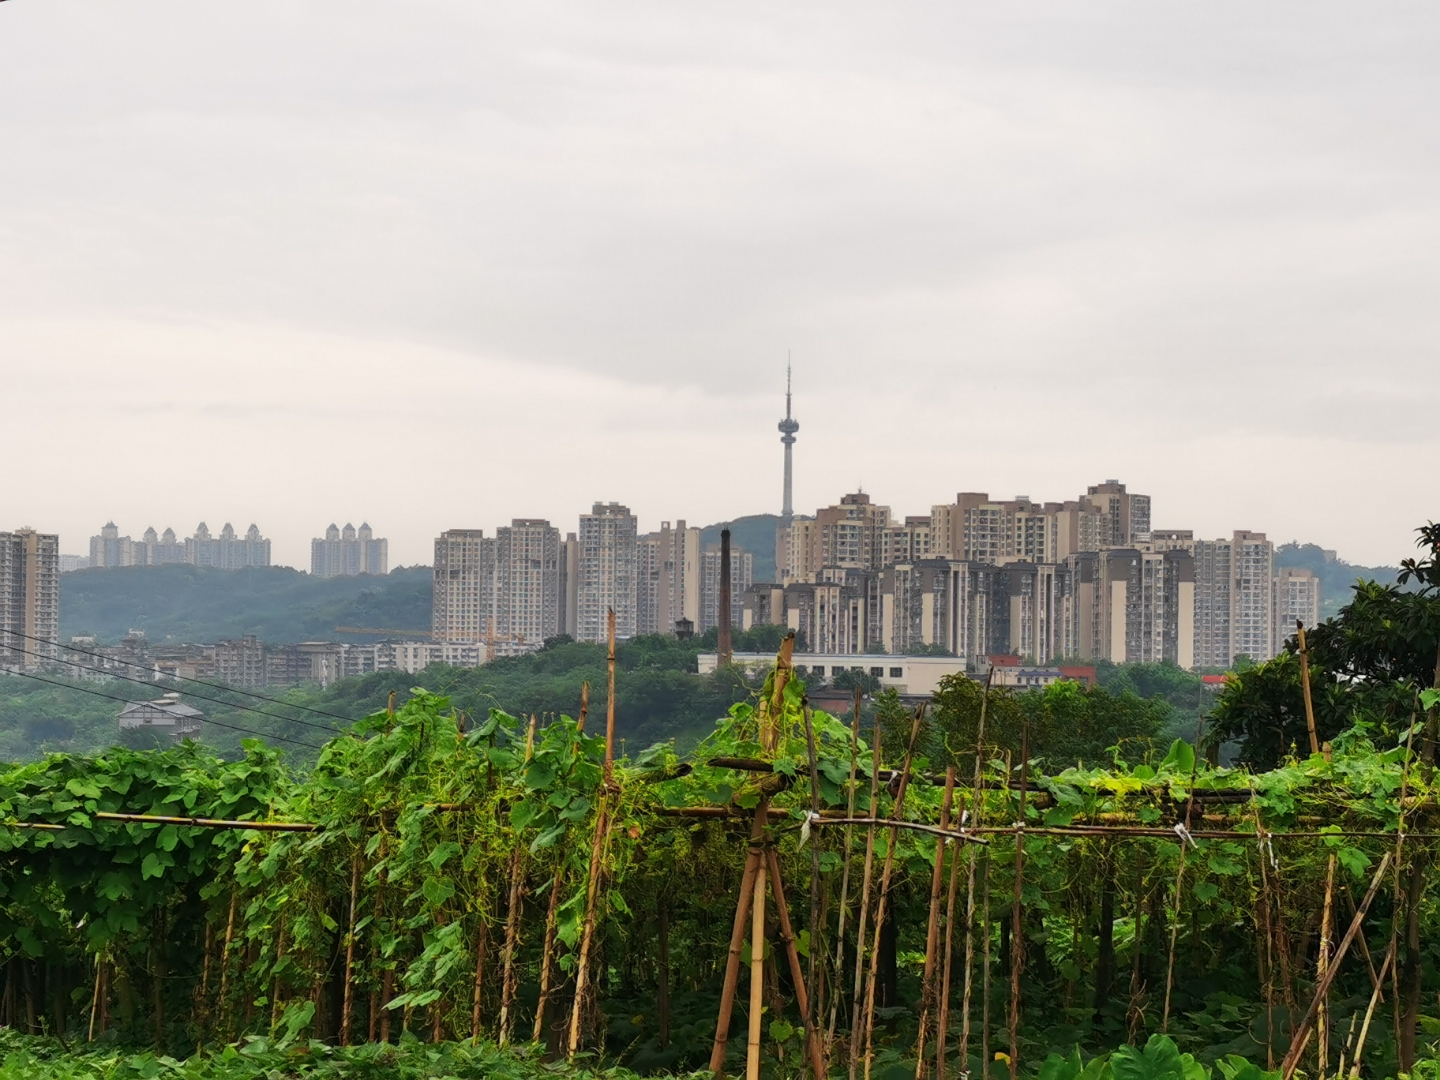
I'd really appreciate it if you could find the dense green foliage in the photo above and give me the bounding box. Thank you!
[0,662,1435,1077]
[59,565,432,645]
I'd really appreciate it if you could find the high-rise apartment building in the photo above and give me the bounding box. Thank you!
[1191,531,1275,669]
[432,529,497,642]
[636,522,700,636]
[0,528,60,670]
[701,545,753,633]
[776,516,817,584]
[186,523,271,568]
[560,533,580,638]
[311,523,388,578]
[577,502,638,642]
[495,519,561,644]
[813,493,891,571]
[881,517,933,566]
[1082,480,1152,546]
[1274,567,1322,653]
[1231,531,1275,664]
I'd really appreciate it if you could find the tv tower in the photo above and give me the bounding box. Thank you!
[778,361,799,523]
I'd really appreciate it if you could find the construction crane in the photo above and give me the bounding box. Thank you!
[333,626,437,638]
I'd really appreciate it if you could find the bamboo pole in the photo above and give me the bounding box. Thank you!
[959,666,995,1077]
[767,848,828,1080]
[1007,730,1028,1080]
[847,711,884,1080]
[605,608,617,782]
[1280,851,1394,1079]
[216,887,238,1019]
[915,766,957,1078]
[341,854,361,1045]
[862,706,927,1080]
[532,873,564,1043]
[577,681,590,732]
[747,853,768,1080]
[935,800,963,1080]
[1317,854,1336,1075]
[467,918,486,1044]
[711,803,769,1077]
[826,688,863,1051]
[1348,939,1397,1078]
[1297,622,1320,755]
[802,702,824,1050]
[1162,717,1205,1032]
[498,845,526,1046]
[566,800,610,1057]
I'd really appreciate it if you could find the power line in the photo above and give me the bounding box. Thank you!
[0,627,359,725]
[2,669,326,750]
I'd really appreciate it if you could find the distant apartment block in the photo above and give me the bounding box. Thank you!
[1274,567,1322,653]
[636,521,699,636]
[700,544,752,634]
[496,519,561,644]
[311,522,388,578]
[1192,532,1277,669]
[432,529,497,643]
[577,502,638,642]
[0,528,60,670]
[90,521,269,569]
[59,554,90,572]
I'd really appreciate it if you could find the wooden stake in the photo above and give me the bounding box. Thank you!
[1348,938,1396,1078]
[567,800,610,1057]
[936,806,963,1080]
[605,608,617,782]
[341,854,361,1045]
[577,681,590,732]
[748,853,768,1080]
[847,712,884,1080]
[658,897,672,1050]
[1318,854,1336,1076]
[216,887,237,1017]
[862,706,926,1080]
[1162,713,1205,1032]
[467,919,486,1044]
[498,846,527,1046]
[533,873,564,1043]
[959,667,995,1076]
[827,687,865,1051]
[1280,851,1393,1079]
[767,848,829,1080]
[1297,621,1320,755]
[1007,731,1028,1080]
[915,766,957,1078]
[710,803,770,1077]
[802,703,824,1048]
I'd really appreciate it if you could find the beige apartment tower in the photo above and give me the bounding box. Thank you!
[432,529,497,642]
[0,528,60,670]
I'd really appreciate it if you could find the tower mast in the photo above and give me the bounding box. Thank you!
[778,360,799,523]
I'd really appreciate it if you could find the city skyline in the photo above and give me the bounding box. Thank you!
[6,4,1440,573]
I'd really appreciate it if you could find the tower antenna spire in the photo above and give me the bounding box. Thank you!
[778,355,799,523]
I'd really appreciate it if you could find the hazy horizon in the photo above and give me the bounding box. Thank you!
[5,3,1439,567]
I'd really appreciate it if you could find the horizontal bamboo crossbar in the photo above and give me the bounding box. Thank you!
[4,812,319,833]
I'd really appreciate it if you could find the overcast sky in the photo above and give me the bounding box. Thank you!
[3,2,1437,568]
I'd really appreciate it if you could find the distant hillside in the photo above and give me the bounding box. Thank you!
[1274,542,1400,618]
[699,514,779,582]
[60,564,433,645]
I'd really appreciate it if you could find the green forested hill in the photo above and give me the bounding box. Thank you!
[59,564,433,645]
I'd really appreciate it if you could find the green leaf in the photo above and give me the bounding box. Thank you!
[1193,881,1220,902]
[1159,740,1195,776]
[421,877,455,906]
[141,852,166,880]
[1338,846,1371,881]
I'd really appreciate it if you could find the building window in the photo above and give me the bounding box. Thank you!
[870,667,884,677]
[889,667,903,678]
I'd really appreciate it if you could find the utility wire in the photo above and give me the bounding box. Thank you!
[0,635,347,736]
[0,627,360,725]
[3,669,326,750]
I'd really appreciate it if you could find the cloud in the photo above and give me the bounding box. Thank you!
[2,1,1438,566]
